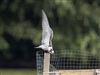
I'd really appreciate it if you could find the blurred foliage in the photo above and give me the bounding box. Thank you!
[0,0,100,64]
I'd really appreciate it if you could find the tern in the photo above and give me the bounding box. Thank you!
[36,10,54,54]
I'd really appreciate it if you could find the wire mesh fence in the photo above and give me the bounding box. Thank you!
[36,50,100,75]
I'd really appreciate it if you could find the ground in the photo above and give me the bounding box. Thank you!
[0,69,36,75]
[0,69,96,75]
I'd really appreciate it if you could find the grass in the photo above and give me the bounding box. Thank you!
[0,69,37,75]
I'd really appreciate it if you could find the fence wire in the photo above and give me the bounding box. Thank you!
[36,50,100,75]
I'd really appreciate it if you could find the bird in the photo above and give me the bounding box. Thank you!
[36,10,54,54]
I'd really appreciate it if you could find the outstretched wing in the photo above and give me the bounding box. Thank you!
[49,29,53,47]
[41,10,52,46]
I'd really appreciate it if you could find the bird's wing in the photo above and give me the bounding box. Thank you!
[49,29,53,47]
[41,10,52,46]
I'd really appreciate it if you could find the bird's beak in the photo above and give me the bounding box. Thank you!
[35,46,39,48]
[35,46,42,50]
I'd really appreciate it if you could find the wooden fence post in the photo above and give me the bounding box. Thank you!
[43,53,50,75]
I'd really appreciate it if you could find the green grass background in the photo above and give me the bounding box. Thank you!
[0,69,36,75]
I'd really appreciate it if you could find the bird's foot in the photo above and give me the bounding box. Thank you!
[44,49,54,54]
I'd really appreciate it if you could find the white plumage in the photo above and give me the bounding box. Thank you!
[36,10,54,54]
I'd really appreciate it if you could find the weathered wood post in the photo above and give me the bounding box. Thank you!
[43,53,50,75]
